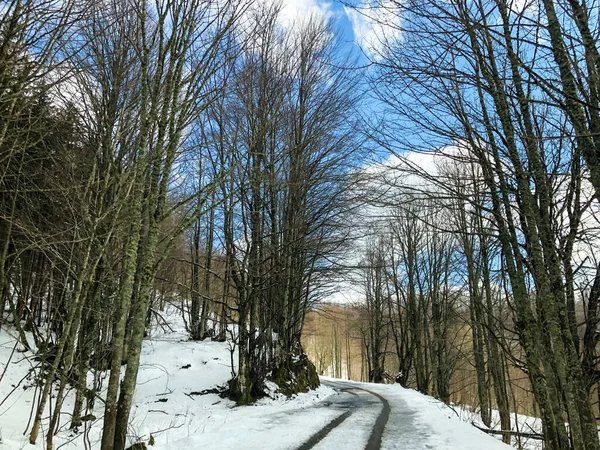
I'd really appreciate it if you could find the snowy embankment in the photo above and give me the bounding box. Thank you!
[2,307,521,449]
[454,406,543,450]
[0,309,335,450]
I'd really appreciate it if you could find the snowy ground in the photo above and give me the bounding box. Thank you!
[0,309,336,450]
[1,308,520,449]
[454,406,543,450]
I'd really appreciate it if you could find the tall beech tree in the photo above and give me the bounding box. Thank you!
[210,7,361,402]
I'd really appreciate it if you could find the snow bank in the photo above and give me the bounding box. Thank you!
[0,307,336,449]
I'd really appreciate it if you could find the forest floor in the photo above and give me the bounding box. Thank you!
[0,308,526,449]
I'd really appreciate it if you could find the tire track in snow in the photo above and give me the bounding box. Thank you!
[363,388,390,450]
[296,409,354,450]
[297,384,390,450]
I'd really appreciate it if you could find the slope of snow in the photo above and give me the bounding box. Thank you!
[0,309,335,450]
[1,308,522,449]
[456,406,543,450]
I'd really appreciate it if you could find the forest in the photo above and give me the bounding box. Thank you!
[2,0,600,450]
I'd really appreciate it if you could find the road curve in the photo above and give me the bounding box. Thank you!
[297,380,390,450]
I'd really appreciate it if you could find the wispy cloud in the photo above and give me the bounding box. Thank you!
[276,0,334,26]
[343,1,400,59]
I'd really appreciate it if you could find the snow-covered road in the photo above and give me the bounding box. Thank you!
[296,379,511,450]
[298,381,389,450]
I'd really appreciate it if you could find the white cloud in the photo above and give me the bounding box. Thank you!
[239,0,335,46]
[343,1,401,59]
[249,0,334,29]
[276,0,334,27]
[343,0,535,59]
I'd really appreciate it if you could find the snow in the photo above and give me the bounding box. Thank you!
[0,309,336,450]
[310,388,378,450]
[1,308,518,449]
[319,378,513,450]
[455,406,543,450]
